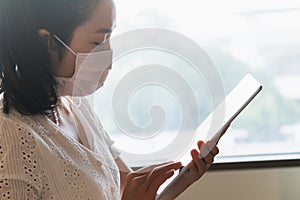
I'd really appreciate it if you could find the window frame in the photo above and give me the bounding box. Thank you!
[210,158,300,171]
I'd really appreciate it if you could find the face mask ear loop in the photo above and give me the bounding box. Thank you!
[52,34,77,56]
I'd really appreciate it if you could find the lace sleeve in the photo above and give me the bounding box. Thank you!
[99,127,121,160]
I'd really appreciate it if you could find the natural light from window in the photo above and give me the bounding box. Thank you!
[93,0,300,167]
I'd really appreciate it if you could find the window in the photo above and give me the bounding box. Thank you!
[92,0,300,167]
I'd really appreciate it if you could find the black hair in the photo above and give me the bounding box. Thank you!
[0,0,99,115]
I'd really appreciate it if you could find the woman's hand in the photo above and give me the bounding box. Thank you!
[182,140,219,184]
[157,125,230,200]
[181,123,230,185]
[121,161,182,200]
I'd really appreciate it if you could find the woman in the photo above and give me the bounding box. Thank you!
[0,0,225,199]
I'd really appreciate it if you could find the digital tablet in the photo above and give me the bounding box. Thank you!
[156,74,263,200]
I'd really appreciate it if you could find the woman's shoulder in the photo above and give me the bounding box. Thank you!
[0,102,50,198]
[0,105,22,130]
[0,103,28,127]
[0,102,40,143]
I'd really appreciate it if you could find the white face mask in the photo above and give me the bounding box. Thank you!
[53,35,113,97]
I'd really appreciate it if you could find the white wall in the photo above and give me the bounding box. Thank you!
[177,167,300,200]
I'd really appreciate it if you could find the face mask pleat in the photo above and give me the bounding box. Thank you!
[53,34,113,96]
[76,51,112,72]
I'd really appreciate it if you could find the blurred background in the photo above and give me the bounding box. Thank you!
[94,0,300,165]
[92,0,300,199]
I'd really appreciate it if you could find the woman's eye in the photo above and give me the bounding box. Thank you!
[94,42,103,46]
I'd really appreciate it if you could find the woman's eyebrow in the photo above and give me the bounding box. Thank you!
[94,28,114,34]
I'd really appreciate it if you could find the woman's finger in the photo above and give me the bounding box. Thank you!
[198,141,219,161]
[202,141,219,157]
[135,161,174,173]
[197,144,214,166]
[147,169,175,195]
[191,149,207,173]
[197,140,204,150]
[126,171,148,182]
[197,141,210,158]
[206,141,219,156]
[201,153,214,166]
[145,162,182,186]
[130,173,150,188]
[188,160,198,173]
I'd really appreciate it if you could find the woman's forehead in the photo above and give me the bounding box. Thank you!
[81,0,116,33]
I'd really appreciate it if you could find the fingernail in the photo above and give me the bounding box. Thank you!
[164,161,174,164]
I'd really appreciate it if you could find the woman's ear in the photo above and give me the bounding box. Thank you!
[38,29,60,73]
[38,29,53,49]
